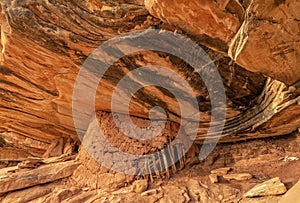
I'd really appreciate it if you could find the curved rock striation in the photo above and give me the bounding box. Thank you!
[0,0,299,166]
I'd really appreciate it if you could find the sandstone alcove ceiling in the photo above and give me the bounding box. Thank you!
[0,0,300,202]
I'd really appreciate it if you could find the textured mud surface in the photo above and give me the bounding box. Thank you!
[69,130,300,202]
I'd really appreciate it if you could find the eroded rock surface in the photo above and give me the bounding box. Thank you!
[0,0,299,158]
[0,0,300,201]
[145,0,300,85]
[1,132,299,202]
[244,177,287,198]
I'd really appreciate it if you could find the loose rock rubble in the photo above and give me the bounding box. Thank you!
[244,177,287,198]
[209,174,219,183]
[223,173,253,181]
[0,131,299,202]
[132,180,148,193]
[211,167,232,176]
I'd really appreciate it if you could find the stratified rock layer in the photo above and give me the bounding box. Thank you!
[0,0,299,160]
[146,0,300,85]
[0,0,161,156]
[236,0,300,85]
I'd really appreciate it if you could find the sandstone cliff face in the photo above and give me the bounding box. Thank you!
[236,0,300,85]
[0,0,299,158]
[145,0,244,51]
[146,0,300,85]
[0,0,300,202]
[0,0,161,156]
